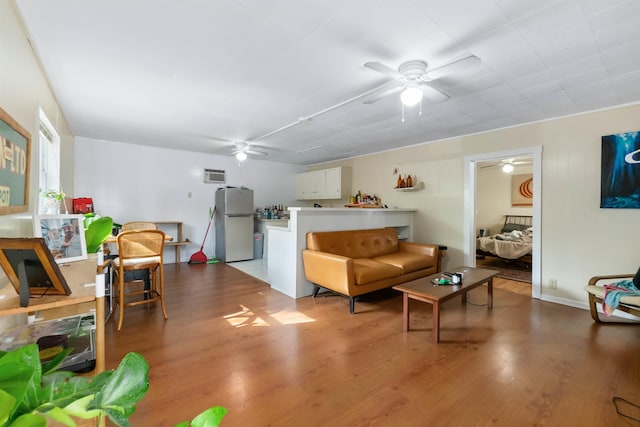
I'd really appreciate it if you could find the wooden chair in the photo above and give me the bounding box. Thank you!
[122,221,157,231]
[110,230,168,331]
[119,222,157,294]
[585,273,640,323]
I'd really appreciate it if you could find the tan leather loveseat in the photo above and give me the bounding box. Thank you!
[302,228,439,313]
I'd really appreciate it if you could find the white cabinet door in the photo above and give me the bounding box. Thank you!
[295,167,350,200]
[308,170,324,199]
[295,170,324,200]
[323,167,341,199]
[295,173,307,199]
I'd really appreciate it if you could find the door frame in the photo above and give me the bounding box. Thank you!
[463,146,542,299]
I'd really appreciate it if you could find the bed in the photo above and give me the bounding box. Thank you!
[476,215,533,264]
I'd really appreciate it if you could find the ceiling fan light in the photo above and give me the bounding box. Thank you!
[236,151,247,161]
[400,84,423,106]
[502,163,514,173]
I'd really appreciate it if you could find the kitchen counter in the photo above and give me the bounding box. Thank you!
[254,218,289,259]
[255,217,289,225]
[288,207,416,212]
[267,207,416,298]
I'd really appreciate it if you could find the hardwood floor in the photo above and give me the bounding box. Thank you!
[104,263,640,426]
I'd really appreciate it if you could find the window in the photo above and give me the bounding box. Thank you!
[38,110,61,213]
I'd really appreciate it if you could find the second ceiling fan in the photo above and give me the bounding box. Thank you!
[231,142,268,161]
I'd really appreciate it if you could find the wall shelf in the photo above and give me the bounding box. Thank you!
[394,181,423,192]
[154,221,190,263]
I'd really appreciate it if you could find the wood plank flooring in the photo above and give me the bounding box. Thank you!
[104,263,640,426]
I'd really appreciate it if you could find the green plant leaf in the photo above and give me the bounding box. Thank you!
[7,413,47,427]
[35,406,77,426]
[0,390,17,426]
[84,216,113,253]
[62,394,102,420]
[90,353,149,426]
[40,348,73,376]
[39,373,94,410]
[190,406,227,427]
[0,345,41,420]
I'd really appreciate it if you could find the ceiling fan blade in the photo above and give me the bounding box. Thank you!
[364,61,403,79]
[246,149,268,157]
[425,55,481,81]
[362,81,404,104]
[421,85,449,103]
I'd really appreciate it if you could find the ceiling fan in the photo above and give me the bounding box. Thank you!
[231,142,268,161]
[480,157,532,172]
[362,55,481,107]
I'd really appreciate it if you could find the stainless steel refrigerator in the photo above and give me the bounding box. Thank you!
[214,187,254,262]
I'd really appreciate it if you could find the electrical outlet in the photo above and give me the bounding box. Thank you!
[549,279,557,289]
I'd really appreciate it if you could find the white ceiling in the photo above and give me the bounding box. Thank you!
[15,0,640,165]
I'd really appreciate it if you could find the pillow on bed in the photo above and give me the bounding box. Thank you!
[501,223,530,233]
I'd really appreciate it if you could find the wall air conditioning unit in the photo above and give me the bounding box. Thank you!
[203,168,225,184]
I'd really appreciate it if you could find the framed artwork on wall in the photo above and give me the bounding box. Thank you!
[511,174,533,207]
[0,107,31,215]
[601,131,640,208]
[34,214,88,263]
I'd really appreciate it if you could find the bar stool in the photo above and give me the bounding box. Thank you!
[110,229,168,331]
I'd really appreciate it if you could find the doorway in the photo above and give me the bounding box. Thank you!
[463,146,542,299]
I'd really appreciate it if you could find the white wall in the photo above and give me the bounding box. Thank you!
[316,104,640,307]
[74,137,304,262]
[0,0,74,237]
[0,0,74,328]
[477,164,533,235]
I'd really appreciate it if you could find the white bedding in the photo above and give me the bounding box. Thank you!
[476,228,533,260]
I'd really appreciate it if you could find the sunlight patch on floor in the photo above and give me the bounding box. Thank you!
[224,305,315,327]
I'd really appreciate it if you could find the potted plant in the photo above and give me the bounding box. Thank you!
[0,344,227,426]
[41,190,65,214]
[83,214,114,254]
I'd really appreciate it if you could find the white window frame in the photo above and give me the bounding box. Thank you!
[38,109,61,213]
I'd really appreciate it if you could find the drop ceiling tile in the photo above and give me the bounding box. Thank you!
[509,70,557,91]
[412,0,506,41]
[586,0,640,33]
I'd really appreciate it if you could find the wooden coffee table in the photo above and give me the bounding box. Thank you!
[393,267,499,343]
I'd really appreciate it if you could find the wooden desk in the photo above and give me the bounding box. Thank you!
[0,257,105,372]
[106,221,190,263]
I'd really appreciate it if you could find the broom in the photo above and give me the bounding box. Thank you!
[189,207,215,264]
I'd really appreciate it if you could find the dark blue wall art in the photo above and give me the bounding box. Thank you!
[601,131,640,208]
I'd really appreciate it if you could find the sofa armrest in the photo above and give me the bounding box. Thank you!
[398,242,439,258]
[302,249,355,295]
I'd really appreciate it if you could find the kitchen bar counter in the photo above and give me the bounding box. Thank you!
[267,207,416,298]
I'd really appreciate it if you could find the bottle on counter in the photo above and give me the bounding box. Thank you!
[397,174,402,188]
[356,190,361,203]
[406,174,413,188]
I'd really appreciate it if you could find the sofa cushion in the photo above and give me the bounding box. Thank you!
[306,228,398,259]
[373,252,435,274]
[353,258,402,285]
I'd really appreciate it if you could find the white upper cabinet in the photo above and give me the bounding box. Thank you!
[295,167,351,200]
